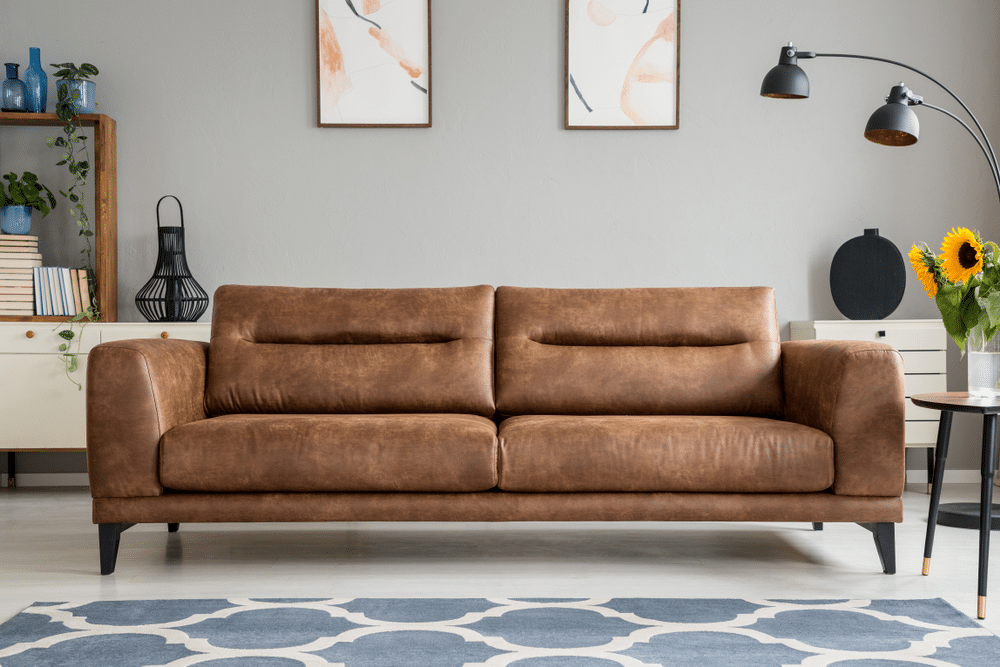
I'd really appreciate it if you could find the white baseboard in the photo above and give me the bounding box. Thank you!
[1,473,90,488]
[906,469,985,485]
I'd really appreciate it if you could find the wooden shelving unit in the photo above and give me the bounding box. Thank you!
[0,112,117,322]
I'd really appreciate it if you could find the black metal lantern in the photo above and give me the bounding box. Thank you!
[135,195,209,322]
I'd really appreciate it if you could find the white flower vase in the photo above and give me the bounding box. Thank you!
[967,327,1000,397]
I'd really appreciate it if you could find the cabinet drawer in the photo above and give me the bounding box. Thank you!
[100,323,211,344]
[905,420,940,446]
[906,402,945,421]
[899,350,946,374]
[0,323,100,354]
[904,374,948,396]
[793,320,946,350]
[818,326,943,350]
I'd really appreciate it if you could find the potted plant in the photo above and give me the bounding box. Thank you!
[0,171,57,234]
[50,62,98,114]
[46,62,99,386]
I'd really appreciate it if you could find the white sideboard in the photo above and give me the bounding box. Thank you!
[0,322,211,487]
[790,319,948,491]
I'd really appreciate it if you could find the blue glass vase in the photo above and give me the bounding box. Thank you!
[57,80,96,114]
[24,48,46,113]
[1,63,27,112]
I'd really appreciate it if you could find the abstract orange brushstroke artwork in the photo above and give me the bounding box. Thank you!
[317,0,430,126]
[368,27,423,79]
[318,7,351,113]
[567,0,679,129]
[587,0,617,27]
[620,12,675,125]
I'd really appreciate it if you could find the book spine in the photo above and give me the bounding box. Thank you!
[33,267,42,316]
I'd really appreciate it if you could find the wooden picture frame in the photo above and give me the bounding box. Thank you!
[565,0,680,130]
[317,0,431,127]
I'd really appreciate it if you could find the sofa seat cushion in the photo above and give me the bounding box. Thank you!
[497,415,833,493]
[160,414,498,493]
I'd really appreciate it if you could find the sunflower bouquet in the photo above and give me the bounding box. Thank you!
[909,227,1000,353]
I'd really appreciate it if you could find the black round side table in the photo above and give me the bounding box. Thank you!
[911,392,1000,619]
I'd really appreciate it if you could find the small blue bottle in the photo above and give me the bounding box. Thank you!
[24,48,47,113]
[1,63,27,112]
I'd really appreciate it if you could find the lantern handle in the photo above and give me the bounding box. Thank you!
[156,195,184,229]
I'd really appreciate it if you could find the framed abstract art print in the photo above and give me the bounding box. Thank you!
[566,0,680,129]
[317,0,431,127]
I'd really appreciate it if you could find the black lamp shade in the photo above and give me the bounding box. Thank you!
[760,46,810,98]
[760,63,810,98]
[864,84,919,146]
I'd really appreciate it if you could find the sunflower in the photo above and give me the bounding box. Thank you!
[909,244,940,298]
[940,227,983,284]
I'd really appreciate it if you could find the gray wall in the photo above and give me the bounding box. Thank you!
[2,0,999,477]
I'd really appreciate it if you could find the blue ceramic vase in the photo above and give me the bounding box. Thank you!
[1,63,27,112]
[24,48,47,113]
[0,205,32,235]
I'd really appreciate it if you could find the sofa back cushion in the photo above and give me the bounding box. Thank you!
[206,285,495,417]
[495,286,783,417]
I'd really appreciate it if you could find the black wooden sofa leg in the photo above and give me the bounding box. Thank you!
[98,523,135,575]
[858,522,896,574]
[168,523,179,533]
[812,522,823,531]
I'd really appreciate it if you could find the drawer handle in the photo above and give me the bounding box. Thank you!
[877,330,886,338]
[25,330,34,339]
[160,331,170,339]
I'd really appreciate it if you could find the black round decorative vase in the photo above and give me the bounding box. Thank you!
[829,228,906,320]
[135,195,209,322]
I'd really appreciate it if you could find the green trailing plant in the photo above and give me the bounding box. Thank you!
[0,171,57,216]
[46,62,100,387]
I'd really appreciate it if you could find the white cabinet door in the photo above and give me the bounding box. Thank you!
[0,353,89,450]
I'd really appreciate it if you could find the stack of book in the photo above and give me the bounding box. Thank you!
[33,267,91,316]
[0,234,42,316]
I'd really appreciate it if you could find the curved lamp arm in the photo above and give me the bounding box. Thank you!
[809,51,999,176]
[764,45,999,179]
[918,100,1000,209]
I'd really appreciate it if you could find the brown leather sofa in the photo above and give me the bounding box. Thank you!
[87,284,906,575]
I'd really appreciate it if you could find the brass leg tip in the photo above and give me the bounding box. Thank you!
[979,596,987,619]
[922,557,931,576]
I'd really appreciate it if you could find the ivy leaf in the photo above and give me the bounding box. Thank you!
[58,330,75,341]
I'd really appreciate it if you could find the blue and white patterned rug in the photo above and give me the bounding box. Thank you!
[1,598,998,666]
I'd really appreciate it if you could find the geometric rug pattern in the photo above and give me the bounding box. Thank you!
[1,598,998,666]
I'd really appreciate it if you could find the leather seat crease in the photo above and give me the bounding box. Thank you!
[160,413,499,493]
[498,415,834,493]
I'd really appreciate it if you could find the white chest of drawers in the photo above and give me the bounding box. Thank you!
[1,322,211,486]
[790,319,948,490]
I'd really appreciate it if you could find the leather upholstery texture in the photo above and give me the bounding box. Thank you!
[161,413,498,493]
[498,415,833,493]
[782,339,906,497]
[87,339,209,499]
[495,286,784,416]
[206,284,495,417]
[85,284,907,533]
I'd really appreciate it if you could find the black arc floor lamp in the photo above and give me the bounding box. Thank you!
[761,42,1000,620]
[760,44,1000,201]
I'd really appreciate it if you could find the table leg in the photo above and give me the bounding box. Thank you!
[979,414,998,619]
[924,411,953,575]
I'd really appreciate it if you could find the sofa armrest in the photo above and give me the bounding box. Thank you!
[87,339,209,499]
[781,339,906,497]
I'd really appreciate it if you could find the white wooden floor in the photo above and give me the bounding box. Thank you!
[2,484,998,635]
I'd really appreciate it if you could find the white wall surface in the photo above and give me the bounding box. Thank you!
[2,0,999,473]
